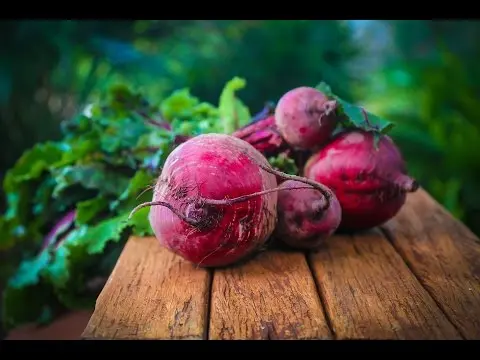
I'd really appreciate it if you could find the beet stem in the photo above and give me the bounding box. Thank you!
[394,174,419,192]
[129,186,313,227]
[255,162,333,210]
[201,186,315,206]
[360,107,380,131]
[128,200,201,227]
[322,100,338,116]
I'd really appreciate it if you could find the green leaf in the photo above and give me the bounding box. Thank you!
[128,207,153,236]
[32,177,56,216]
[8,251,51,289]
[268,153,298,175]
[83,213,130,254]
[43,246,71,288]
[192,101,219,119]
[52,136,100,168]
[41,228,86,289]
[218,76,251,133]
[34,213,129,289]
[136,128,172,149]
[52,164,130,198]
[0,212,42,253]
[100,117,149,154]
[315,81,333,96]
[315,81,395,135]
[3,183,31,225]
[108,83,150,114]
[76,197,109,226]
[3,142,64,193]
[135,130,174,169]
[160,88,199,121]
[110,169,154,212]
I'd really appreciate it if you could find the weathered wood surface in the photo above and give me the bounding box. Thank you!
[209,251,332,340]
[383,189,480,339]
[82,189,480,340]
[309,229,460,339]
[82,237,211,340]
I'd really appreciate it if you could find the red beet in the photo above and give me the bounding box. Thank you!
[132,134,279,267]
[274,180,341,249]
[304,129,419,231]
[275,86,338,150]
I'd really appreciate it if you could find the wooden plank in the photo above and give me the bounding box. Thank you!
[209,251,332,340]
[308,228,461,340]
[82,236,211,340]
[382,189,480,339]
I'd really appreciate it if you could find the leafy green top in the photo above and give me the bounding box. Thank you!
[0,77,250,330]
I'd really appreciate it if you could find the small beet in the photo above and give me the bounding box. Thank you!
[275,86,338,150]
[304,129,419,231]
[274,180,341,249]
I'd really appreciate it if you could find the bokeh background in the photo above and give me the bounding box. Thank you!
[1,19,480,337]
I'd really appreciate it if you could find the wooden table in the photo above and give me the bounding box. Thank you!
[82,189,480,340]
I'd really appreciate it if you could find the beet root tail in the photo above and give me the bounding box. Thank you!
[394,174,419,192]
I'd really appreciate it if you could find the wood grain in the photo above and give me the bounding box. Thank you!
[82,236,211,340]
[209,251,332,340]
[308,228,461,340]
[383,189,480,339]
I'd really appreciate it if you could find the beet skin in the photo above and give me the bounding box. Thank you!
[274,180,341,249]
[304,130,419,231]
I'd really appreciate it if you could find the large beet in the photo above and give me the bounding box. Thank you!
[304,130,419,231]
[136,134,279,267]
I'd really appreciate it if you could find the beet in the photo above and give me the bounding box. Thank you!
[304,129,419,231]
[131,134,279,267]
[274,180,341,249]
[275,86,338,150]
